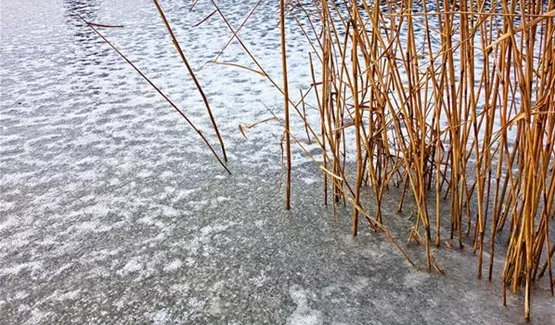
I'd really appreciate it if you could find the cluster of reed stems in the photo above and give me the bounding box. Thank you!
[78,0,554,320]
[271,0,553,319]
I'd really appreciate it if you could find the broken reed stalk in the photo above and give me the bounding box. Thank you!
[152,0,228,163]
[280,0,292,210]
[206,0,553,319]
[75,14,230,175]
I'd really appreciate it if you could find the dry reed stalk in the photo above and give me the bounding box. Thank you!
[280,0,292,210]
[352,0,362,236]
[204,0,263,69]
[152,0,228,163]
[75,14,231,175]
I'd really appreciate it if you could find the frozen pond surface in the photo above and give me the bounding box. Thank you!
[1,0,553,324]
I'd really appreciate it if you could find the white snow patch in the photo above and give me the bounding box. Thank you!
[188,199,209,211]
[24,308,51,325]
[206,296,225,317]
[170,283,190,293]
[1,261,43,276]
[0,215,20,232]
[14,291,29,300]
[301,177,318,185]
[137,215,166,229]
[286,285,323,325]
[185,257,195,266]
[54,289,81,301]
[151,309,170,325]
[75,220,100,232]
[403,271,430,288]
[346,276,370,293]
[213,196,231,204]
[119,257,144,275]
[161,205,180,217]
[163,259,182,272]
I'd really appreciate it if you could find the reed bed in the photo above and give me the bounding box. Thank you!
[80,0,554,320]
[219,0,554,319]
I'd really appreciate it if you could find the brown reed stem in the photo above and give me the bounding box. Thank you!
[280,0,292,210]
[152,0,228,163]
[75,14,230,174]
